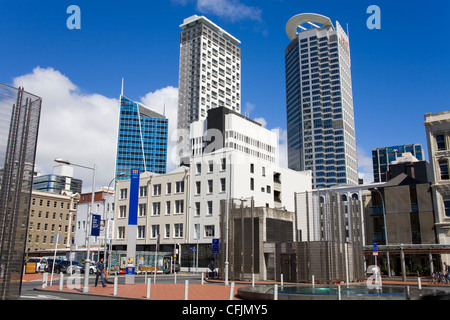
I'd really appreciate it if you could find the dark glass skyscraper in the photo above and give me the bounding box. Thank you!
[115,95,168,180]
[285,13,358,188]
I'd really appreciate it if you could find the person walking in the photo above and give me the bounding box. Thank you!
[95,257,106,287]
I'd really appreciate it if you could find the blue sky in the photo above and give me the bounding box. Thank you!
[1,0,449,189]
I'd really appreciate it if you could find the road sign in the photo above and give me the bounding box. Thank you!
[91,214,101,236]
[373,242,378,256]
[212,239,220,254]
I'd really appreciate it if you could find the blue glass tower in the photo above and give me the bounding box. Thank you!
[115,95,168,180]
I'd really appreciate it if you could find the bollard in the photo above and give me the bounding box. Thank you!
[274,284,278,300]
[252,273,255,288]
[418,277,422,290]
[146,280,151,299]
[59,272,64,291]
[174,271,177,284]
[281,274,284,287]
[42,273,48,288]
[201,272,204,285]
[185,280,189,300]
[229,282,235,300]
[114,274,118,296]
[337,285,341,301]
[312,275,315,287]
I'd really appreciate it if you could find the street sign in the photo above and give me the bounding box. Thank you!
[373,242,378,256]
[91,214,101,236]
[212,239,220,254]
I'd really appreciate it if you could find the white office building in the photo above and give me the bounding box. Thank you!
[189,148,312,245]
[177,15,242,164]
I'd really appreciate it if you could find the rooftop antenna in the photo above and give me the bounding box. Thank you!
[121,78,124,96]
[163,103,166,117]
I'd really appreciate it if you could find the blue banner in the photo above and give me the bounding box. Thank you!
[91,214,101,236]
[128,169,140,225]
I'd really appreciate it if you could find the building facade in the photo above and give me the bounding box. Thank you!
[115,95,168,180]
[372,144,424,183]
[74,189,115,249]
[27,190,78,253]
[111,167,190,270]
[285,13,358,188]
[33,164,82,194]
[176,15,242,164]
[424,111,450,261]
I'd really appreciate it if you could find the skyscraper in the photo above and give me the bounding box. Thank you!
[115,95,168,180]
[372,144,424,183]
[176,15,242,165]
[285,13,358,189]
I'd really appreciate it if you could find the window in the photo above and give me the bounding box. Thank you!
[153,184,161,196]
[139,186,147,197]
[221,158,226,171]
[204,225,215,237]
[152,202,161,216]
[208,161,214,172]
[174,224,183,238]
[439,160,449,180]
[176,181,185,193]
[151,225,160,238]
[444,198,450,217]
[208,180,213,193]
[262,167,266,177]
[119,205,127,218]
[250,163,254,173]
[195,202,201,216]
[165,224,170,238]
[118,227,125,239]
[436,134,447,151]
[175,200,184,214]
[166,183,171,194]
[137,226,146,239]
[120,188,128,200]
[138,203,146,217]
[166,201,171,215]
[196,181,201,195]
[207,201,213,215]
[220,178,226,192]
[250,178,254,191]
[196,163,202,174]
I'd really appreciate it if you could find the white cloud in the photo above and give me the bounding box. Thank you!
[13,67,119,192]
[139,86,179,172]
[357,146,374,183]
[173,0,262,22]
[12,67,180,192]
[196,0,262,22]
[271,127,288,167]
[253,117,267,128]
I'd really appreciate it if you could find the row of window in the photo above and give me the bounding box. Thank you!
[118,200,185,218]
[32,198,74,210]
[119,181,185,200]
[117,223,185,240]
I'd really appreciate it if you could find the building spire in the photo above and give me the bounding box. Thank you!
[121,78,124,96]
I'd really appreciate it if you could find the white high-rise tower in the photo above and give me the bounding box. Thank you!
[176,15,242,165]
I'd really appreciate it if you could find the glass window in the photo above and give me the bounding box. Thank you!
[439,160,449,180]
[436,134,447,151]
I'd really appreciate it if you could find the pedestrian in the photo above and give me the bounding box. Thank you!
[445,262,450,280]
[95,257,106,287]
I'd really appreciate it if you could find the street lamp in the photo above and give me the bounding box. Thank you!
[103,173,125,271]
[55,158,96,293]
[374,188,391,278]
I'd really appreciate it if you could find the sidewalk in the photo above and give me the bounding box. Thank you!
[24,273,243,300]
[23,273,447,300]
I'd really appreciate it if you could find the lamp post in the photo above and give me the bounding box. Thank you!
[374,188,391,278]
[55,158,96,293]
[103,173,125,272]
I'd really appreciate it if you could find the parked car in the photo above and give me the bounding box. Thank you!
[44,259,63,273]
[55,260,83,274]
[80,261,97,274]
[26,257,47,273]
[163,262,181,274]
